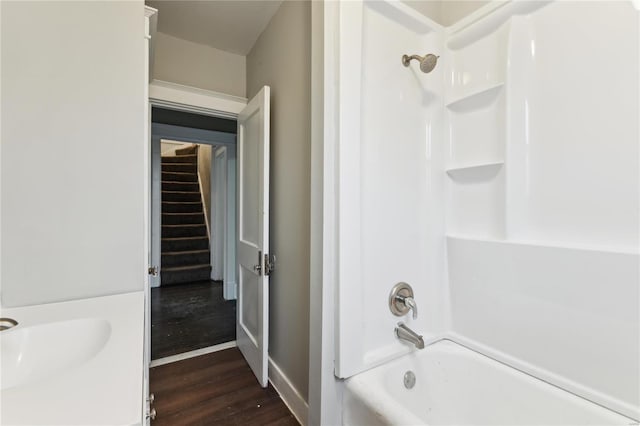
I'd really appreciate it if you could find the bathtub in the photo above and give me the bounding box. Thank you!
[343,340,635,425]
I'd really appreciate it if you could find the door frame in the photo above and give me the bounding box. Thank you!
[150,123,237,292]
[143,7,157,425]
[149,80,246,118]
[213,145,238,300]
[148,80,246,297]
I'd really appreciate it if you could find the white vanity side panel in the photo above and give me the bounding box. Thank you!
[335,0,446,378]
[1,1,146,306]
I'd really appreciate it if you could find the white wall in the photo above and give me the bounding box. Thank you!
[197,144,212,237]
[247,0,311,402]
[1,1,146,306]
[160,140,189,156]
[154,31,246,98]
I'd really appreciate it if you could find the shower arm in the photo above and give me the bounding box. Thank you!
[402,54,425,66]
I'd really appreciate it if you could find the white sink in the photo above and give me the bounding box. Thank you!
[1,318,111,390]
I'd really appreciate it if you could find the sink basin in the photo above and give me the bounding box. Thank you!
[1,318,111,390]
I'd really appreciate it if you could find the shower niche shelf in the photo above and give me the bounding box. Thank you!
[446,82,504,112]
[446,161,504,181]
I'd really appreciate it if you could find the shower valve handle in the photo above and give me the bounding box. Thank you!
[389,282,418,319]
[401,296,418,320]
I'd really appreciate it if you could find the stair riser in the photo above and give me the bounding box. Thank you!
[162,202,203,214]
[162,213,205,225]
[162,251,210,268]
[162,163,197,173]
[162,181,200,192]
[161,266,211,286]
[162,237,209,252]
[162,191,201,202]
[162,155,197,164]
[162,225,207,238]
[162,172,198,183]
[160,145,210,286]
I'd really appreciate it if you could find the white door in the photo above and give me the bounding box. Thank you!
[237,86,271,387]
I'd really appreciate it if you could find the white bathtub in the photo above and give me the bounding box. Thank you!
[343,340,635,425]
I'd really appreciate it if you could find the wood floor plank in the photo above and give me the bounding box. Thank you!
[152,280,236,360]
[150,348,299,426]
[152,356,249,394]
[155,384,277,425]
[154,370,257,416]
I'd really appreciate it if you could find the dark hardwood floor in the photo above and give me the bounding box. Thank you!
[152,280,236,360]
[150,348,299,425]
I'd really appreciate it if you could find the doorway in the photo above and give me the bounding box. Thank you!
[145,84,275,423]
[150,107,238,362]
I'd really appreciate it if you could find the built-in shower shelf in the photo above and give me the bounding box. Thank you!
[445,82,505,112]
[446,161,504,180]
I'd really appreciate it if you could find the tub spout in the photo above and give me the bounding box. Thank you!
[395,322,425,349]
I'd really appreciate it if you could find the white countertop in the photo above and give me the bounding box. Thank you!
[1,291,144,425]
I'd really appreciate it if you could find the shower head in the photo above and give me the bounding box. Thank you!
[402,53,439,73]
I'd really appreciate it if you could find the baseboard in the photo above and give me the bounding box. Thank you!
[269,357,309,426]
[150,341,237,367]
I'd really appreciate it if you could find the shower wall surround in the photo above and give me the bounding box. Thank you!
[334,0,638,420]
[446,1,638,418]
[335,0,446,377]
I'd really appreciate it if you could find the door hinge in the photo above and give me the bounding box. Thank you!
[264,253,276,276]
[148,266,159,277]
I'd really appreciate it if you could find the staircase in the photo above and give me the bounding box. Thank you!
[161,145,212,285]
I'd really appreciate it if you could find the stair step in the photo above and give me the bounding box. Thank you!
[161,154,197,164]
[162,172,198,183]
[162,212,205,225]
[162,236,209,251]
[162,163,197,173]
[162,224,207,238]
[162,249,210,267]
[175,145,198,156]
[162,181,200,192]
[161,264,211,286]
[162,201,203,214]
[162,190,201,202]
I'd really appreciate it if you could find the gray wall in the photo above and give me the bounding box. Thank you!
[153,31,246,97]
[401,0,442,23]
[441,0,490,25]
[402,0,491,26]
[1,1,146,306]
[246,0,311,402]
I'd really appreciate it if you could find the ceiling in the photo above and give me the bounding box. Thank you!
[146,0,283,56]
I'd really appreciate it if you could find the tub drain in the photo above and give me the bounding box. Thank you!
[404,371,416,389]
